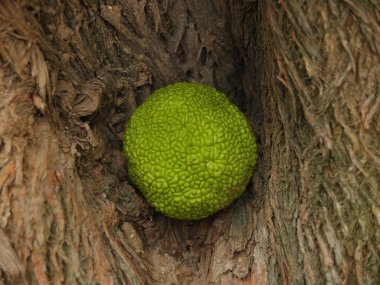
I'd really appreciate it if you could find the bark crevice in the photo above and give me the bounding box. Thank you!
[0,0,379,284]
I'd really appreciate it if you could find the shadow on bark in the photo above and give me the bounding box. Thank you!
[0,0,379,284]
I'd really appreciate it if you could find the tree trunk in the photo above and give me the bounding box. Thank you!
[0,0,379,284]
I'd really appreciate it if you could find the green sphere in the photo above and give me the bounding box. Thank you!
[123,82,257,219]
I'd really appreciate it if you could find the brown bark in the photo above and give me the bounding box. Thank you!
[0,0,379,284]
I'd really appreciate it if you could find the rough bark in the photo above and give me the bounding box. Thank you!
[0,0,379,284]
[266,1,380,284]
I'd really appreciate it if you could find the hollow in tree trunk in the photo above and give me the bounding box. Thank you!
[0,0,379,284]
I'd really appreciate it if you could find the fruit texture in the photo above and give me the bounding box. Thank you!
[123,82,257,219]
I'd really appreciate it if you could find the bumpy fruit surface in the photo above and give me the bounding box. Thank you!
[123,82,257,219]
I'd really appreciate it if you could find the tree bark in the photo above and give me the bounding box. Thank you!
[0,0,379,284]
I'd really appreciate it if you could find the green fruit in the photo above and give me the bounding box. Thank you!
[123,82,257,220]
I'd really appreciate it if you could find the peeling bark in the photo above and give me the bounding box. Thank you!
[0,0,379,284]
